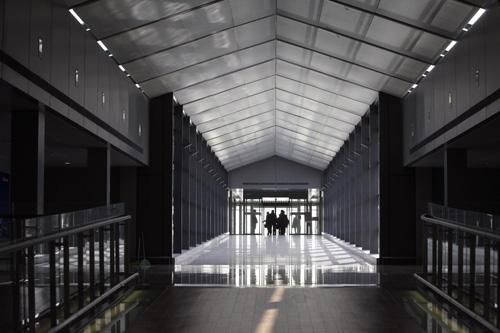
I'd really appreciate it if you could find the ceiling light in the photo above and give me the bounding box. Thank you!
[468,8,486,26]
[69,9,85,25]
[97,40,108,52]
[412,84,418,89]
[426,65,435,72]
[118,65,126,72]
[64,162,71,165]
[173,95,178,104]
[445,41,457,52]
[135,84,140,89]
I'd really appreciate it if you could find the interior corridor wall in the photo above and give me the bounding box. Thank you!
[323,93,417,264]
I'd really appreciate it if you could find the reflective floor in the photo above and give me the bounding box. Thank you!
[79,235,481,332]
[173,235,377,287]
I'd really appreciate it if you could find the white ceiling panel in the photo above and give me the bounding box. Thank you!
[314,29,360,61]
[234,16,276,49]
[229,0,276,25]
[238,41,276,67]
[190,30,239,62]
[277,16,317,49]
[180,1,234,40]
[277,0,323,25]
[319,1,371,39]
[75,0,479,170]
[276,41,314,67]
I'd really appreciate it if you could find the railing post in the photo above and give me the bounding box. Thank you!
[124,221,130,275]
[469,235,476,311]
[115,223,120,276]
[110,225,115,286]
[27,246,36,333]
[437,226,443,289]
[89,229,95,301]
[77,233,84,309]
[447,228,453,296]
[458,231,464,303]
[484,239,491,321]
[432,224,437,285]
[49,240,57,327]
[99,227,105,295]
[497,241,500,328]
[63,236,70,319]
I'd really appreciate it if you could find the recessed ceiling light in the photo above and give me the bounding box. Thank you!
[445,41,457,52]
[468,8,486,26]
[69,9,85,25]
[64,162,71,165]
[97,40,108,52]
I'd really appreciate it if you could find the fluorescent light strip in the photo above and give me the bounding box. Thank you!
[445,41,457,52]
[135,84,140,89]
[426,65,435,72]
[69,9,85,25]
[468,8,486,26]
[119,65,126,72]
[412,84,418,89]
[97,40,108,52]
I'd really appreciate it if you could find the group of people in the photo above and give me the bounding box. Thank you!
[264,210,289,235]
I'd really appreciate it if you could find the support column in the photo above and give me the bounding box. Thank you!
[10,109,45,217]
[87,147,110,207]
[137,93,174,264]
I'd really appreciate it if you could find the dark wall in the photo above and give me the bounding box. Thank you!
[137,93,174,264]
[379,93,417,264]
[44,167,89,214]
[111,166,137,257]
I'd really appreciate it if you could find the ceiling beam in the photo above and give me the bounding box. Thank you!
[328,0,458,40]
[277,14,435,65]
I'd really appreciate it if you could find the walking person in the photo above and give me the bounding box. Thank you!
[265,212,273,235]
[269,210,277,235]
[292,215,300,234]
[277,210,289,235]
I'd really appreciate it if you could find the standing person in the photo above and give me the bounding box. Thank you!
[250,209,258,234]
[278,210,289,235]
[292,215,300,234]
[269,210,277,235]
[265,212,273,235]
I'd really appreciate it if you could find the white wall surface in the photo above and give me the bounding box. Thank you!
[228,156,323,189]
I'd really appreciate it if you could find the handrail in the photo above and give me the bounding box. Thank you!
[421,214,500,242]
[0,214,131,254]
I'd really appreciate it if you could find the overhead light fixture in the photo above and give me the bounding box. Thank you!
[412,84,418,89]
[108,54,113,57]
[468,8,486,26]
[445,41,457,52]
[426,65,435,72]
[173,95,178,104]
[69,9,85,25]
[64,162,71,165]
[97,40,108,52]
[118,65,126,72]
[135,84,140,89]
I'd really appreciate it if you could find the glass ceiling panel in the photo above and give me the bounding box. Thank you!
[74,0,478,170]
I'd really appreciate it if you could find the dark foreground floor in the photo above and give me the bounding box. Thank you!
[127,286,423,333]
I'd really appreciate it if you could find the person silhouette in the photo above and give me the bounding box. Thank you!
[265,212,272,235]
[250,209,258,234]
[292,215,300,234]
[277,210,289,235]
[269,210,277,235]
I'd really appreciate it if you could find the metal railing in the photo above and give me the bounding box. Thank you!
[417,203,500,332]
[0,204,135,332]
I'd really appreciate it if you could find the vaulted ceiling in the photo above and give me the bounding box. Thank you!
[66,0,486,171]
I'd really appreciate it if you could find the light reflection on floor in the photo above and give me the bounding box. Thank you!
[173,235,378,286]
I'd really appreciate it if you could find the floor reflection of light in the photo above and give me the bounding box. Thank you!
[254,288,284,333]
